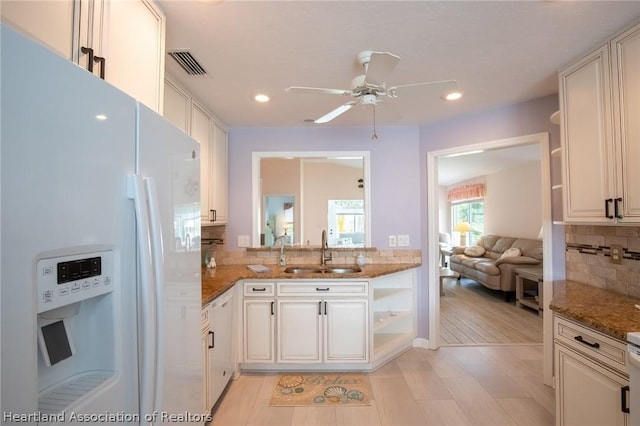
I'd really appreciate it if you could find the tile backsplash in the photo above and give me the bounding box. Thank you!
[200,226,421,266]
[565,225,640,298]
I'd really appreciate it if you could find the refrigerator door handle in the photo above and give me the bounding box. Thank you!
[127,174,158,422]
[144,177,165,417]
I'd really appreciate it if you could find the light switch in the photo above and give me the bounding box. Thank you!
[398,235,410,247]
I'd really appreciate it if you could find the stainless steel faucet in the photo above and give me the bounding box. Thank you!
[275,236,286,266]
[321,230,332,266]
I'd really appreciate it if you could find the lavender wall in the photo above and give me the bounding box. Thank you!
[227,126,421,250]
[226,94,563,341]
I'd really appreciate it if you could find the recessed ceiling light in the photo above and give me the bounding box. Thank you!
[254,94,270,103]
[443,91,463,101]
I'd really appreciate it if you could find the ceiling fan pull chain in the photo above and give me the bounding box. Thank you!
[371,106,378,140]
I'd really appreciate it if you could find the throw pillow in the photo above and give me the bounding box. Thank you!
[500,247,521,259]
[464,246,486,257]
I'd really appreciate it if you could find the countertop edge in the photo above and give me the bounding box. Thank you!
[550,280,640,341]
[201,263,421,306]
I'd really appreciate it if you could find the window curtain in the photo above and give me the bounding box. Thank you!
[448,183,485,202]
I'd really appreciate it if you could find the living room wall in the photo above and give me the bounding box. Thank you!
[438,160,542,245]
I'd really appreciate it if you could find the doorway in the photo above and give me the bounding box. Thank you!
[426,132,554,386]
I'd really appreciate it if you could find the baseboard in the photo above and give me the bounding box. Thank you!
[412,337,430,349]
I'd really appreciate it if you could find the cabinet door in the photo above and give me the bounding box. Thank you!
[105,0,165,112]
[209,122,228,223]
[277,300,322,363]
[210,293,234,406]
[190,101,213,222]
[243,299,275,363]
[555,344,629,426]
[202,324,214,413]
[163,78,191,133]
[560,44,616,223]
[324,299,369,362]
[1,0,78,62]
[611,22,640,222]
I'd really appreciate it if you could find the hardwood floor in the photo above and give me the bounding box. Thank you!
[440,276,543,345]
[209,345,554,426]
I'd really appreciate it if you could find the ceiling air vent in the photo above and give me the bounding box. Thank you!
[168,50,207,76]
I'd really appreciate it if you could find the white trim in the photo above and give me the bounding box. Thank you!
[427,132,554,386]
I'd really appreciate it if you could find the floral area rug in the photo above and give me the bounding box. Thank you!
[269,373,372,406]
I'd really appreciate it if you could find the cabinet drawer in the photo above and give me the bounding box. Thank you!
[244,281,275,297]
[554,315,628,375]
[277,281,368,297]
[201,306,210,331]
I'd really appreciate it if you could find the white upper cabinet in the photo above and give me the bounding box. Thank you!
[1,0,165,112]
[163,76,229,225]
[610,23,640,222]
[560,21,640,223]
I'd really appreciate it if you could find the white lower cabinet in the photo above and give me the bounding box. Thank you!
[277,298,368,363]
[243,282,276,363]
[554,315,630,426]
[202,287,236,412]
[242,280,369,368]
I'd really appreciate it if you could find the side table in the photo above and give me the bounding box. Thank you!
[439,267,459,296]
[515,266,543,316]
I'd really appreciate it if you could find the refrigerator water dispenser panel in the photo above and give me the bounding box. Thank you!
[37,249,114,313]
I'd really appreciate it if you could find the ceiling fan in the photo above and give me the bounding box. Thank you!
[285,50,462,125]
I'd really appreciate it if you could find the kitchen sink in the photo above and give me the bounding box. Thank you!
[283,265,362,274]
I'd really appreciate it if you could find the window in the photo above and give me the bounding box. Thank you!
[328,199,365,247]
[451,200,484,245]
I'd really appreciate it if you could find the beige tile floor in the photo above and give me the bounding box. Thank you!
[209,345,554,426]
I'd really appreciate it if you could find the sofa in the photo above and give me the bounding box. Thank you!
[449,235,542,300]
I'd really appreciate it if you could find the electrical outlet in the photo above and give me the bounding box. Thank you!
[610,244,623,264]
[398,235,410,247]
[388,235,397,247]
[237,235,250,248]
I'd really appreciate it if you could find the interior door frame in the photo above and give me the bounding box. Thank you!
[426,132,554,387]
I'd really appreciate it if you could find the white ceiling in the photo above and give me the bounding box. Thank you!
[157,1,640,128]
[438,143,541,186]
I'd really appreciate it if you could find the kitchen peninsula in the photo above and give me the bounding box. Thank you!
[201,262,420,305]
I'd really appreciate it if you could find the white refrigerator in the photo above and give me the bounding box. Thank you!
[1,24,205,425]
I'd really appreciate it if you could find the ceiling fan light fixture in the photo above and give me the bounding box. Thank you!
[314,103,354,124]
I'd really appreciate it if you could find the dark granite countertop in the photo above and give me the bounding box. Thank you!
[202,263,421,306]
[550,280,640,341]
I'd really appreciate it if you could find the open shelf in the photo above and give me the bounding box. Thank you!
[373,287,410,300]
[373,332,414,356]
[373,310,411,331]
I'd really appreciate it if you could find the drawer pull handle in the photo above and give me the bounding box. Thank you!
[252,287,267,292]
[574,335,600,349]
[621,385,630,414]
[316,287,330,292]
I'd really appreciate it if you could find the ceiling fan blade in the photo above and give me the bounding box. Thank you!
[364,52,400,86]
[387,79,458,98]
[314,102,356,124]
[285,86,351,96]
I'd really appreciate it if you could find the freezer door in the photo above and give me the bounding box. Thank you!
[136,103,205,423]
[1,23,139,420]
